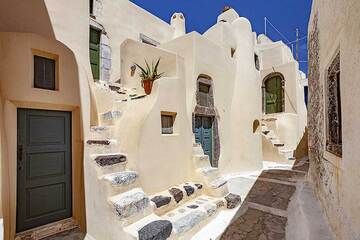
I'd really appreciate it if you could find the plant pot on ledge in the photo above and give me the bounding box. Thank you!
[135,58,164,96]
[142,79,154,95]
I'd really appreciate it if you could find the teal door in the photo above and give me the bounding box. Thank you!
[194,116,213,161]
[17,109,72,232]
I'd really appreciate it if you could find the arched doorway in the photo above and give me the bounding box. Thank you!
[263,74,284,114]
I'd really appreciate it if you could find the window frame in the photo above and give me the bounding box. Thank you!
[161,111,177,135]
[325,51,342,157]
[32,49,59,91]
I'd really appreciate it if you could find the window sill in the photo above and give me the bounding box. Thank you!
[161,133,179,137]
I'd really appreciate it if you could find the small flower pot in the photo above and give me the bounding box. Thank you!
[142,79,154,95]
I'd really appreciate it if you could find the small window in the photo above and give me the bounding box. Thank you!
[90,0,94,15]
[140,33,159,47]
[34,55,56,90]
[231,48,236,58]
[326,51,341,156]
[254,54,260,70]
[161,112,176,134]
[199,82,210,94]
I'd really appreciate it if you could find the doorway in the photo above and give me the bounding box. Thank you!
[194,116,213,162]
[264,75,284,114]
[16,109,72,233]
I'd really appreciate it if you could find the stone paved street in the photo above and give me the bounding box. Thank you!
[221,158,310,240]
[42,228,85,240]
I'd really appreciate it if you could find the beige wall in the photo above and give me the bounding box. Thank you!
[0,32,85,239]
[308,0,360,239]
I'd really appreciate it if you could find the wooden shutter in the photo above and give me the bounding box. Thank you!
[90,28,101,80]
[34,55,56,90]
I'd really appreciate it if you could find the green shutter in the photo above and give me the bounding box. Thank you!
[90,28,100,80]
[265,76,283,114]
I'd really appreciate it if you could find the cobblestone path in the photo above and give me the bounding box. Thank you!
[221,157,310,240]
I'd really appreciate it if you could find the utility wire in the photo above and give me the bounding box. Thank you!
[264,17,291,44]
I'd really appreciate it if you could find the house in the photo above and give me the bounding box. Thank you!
[308,0,360,239]
[0,1,307,239]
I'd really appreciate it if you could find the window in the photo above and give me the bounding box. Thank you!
[89,0,94,15]
[161,112,176,134]
[326,51,342,157]
[140,33,159,47]
[254,54,260,70]
[90,27,101,80]
[34,55,56,90]
[198,82,211,107]
[231,48,236,58]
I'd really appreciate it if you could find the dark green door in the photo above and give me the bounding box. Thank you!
[265,76,283,114]
[17,109,72,232]
[90,27,101,81]
[194,116,213,161]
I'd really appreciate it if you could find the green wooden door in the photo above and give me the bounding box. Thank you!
[90,28,101,81]
[265,76,283,114]
[194,116,213,161]
[17,109,72,232]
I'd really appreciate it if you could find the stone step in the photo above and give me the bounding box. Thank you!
[149,182,204,216]
[86,139,118,154]
[125,193,241,240]
[192,154,211,168]
[208,177,229,197]
[101,170,139,195]
[90,153,127,175]
[109,188,151,225]
[196,167,219,182]
[90,125,113,139]
[100,110,122,125]
[163,195,226,237]
[192,144,204,155]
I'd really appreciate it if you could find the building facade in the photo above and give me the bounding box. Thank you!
[308,0,360,239]
[0,1,307,239]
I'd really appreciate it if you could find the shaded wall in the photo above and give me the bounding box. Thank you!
[308,0,360,239]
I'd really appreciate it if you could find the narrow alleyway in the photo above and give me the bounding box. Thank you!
[221,158,311,240]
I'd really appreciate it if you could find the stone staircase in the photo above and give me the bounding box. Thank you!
[261,122,295,161]
[85,82,241,240]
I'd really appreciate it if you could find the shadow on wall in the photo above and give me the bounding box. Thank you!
[294,127,308,159]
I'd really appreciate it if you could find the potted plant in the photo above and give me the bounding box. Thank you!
[135,58,164,95]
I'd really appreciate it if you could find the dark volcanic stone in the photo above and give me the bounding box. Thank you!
[195,183,203,190]
[109,85,121,91]
[151,195,172,208]
[274,143,285,147]
[183,185,195,196]
[168,188,183,203]
[138,220,172,240]
[187,205,199,209]
[87,139,111,145]
[262,131,270,135]
[95,154,126,167]
[225,193,242,209]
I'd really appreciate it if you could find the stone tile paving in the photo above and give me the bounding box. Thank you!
[221,208,287,240]
[246,180,296,211]
[42,229,85,240]
[221,158,309,240]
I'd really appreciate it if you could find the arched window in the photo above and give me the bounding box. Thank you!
[263,73,284,114]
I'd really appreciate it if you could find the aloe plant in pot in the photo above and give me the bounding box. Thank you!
[135,58,164,95]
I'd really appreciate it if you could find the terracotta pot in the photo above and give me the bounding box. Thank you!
[142,79,153,95]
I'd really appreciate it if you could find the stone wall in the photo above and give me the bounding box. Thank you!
[308,1,360,239]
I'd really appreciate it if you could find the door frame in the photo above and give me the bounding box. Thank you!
[1,101,85,239]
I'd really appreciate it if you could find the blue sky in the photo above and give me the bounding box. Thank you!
[130,0,312,74]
